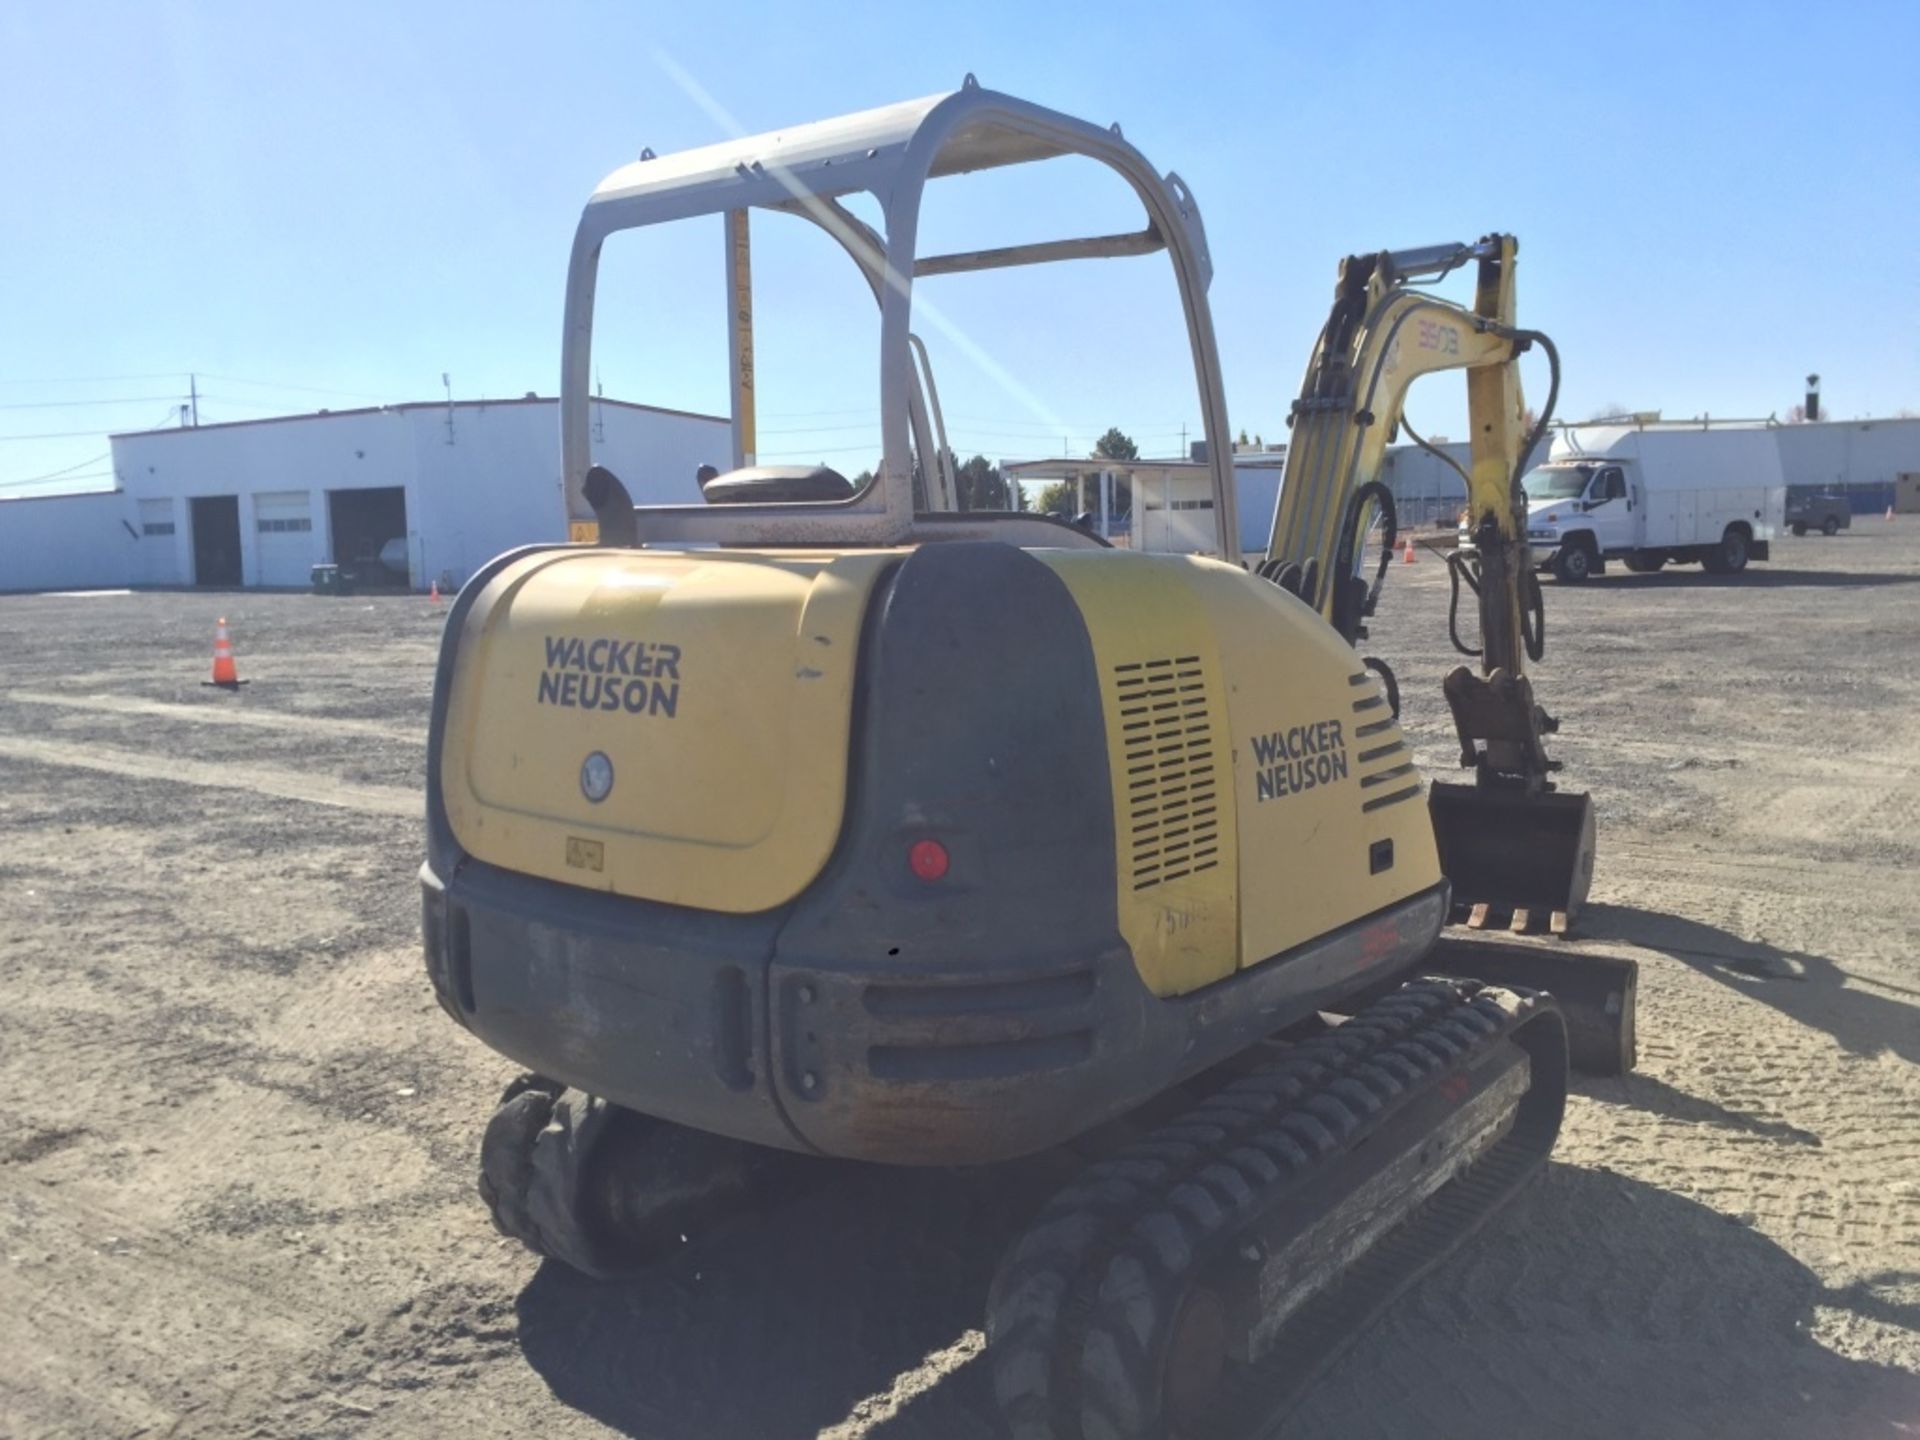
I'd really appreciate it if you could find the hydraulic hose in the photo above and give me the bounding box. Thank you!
[1522,567,1546,662]
[1331,480,1398,643]
[1363,655,1401,718]
[1446,548,1483,658]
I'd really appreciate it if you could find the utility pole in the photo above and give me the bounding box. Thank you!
[188,373,199,426]
[442,372,455,445]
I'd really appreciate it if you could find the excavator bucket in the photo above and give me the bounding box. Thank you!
[1428,780,1595,935]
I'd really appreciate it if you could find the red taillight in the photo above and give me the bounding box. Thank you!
[908,839,950,882]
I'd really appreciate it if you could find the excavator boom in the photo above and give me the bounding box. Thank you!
[1265,236,1595,932]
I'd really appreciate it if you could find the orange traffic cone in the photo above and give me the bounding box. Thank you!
[204,617,246,688]
[1402,536,1417,564]
[429,579,441,604]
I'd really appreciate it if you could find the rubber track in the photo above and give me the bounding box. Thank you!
[476,1073,624,1279]
[985,978,1559,1440]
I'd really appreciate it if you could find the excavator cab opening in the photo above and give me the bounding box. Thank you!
[557,74,1240,558]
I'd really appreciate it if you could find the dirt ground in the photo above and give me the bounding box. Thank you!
[2,526,1917,1440]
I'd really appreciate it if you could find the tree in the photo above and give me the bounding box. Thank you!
[1587,402,1632,422]
[1092,427,1139,461]
[954,453,1010,511]
[1033,481,1077,516]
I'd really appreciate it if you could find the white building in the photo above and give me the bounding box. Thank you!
[1006,445,1456,558]
[0,395,728,593]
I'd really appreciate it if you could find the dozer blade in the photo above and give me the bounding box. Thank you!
[1429,779,1596,935]
[1427,935,1637,1077]
[987,979,1568,1440]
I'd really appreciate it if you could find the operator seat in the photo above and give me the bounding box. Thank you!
[701,465,855,504]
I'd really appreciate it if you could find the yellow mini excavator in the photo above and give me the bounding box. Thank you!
[420,82,1636,1438]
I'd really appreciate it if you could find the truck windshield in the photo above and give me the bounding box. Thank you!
[1521,465,1592,501]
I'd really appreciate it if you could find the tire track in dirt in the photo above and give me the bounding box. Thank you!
[0,735,420,817]
[7,689,419,744]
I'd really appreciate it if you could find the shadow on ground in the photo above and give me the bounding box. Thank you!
[511,1148,1920,1439]
[1583,903,1920,1066]
[514,1161,1039,1440]
[1569,568,1920,590]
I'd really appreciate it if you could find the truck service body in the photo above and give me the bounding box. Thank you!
[1474,425,1787,580]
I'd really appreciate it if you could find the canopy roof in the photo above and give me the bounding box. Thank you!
[587,85,1073,221]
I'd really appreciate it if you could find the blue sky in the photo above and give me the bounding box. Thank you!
[2,0,1915,496]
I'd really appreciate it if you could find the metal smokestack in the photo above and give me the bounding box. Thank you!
[1805,374,1821,423]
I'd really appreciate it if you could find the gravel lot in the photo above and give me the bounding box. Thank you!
[2,527,1916,1439]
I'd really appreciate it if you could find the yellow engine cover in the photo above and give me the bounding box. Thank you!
[441,542,1439,996]
[439,547,897,913]
[1038,551,1439,997]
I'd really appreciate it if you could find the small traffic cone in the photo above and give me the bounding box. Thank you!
[203,617,246,689]
[1402,536,1417,564]
[1888,505,1897,521]
[429,579,441,604]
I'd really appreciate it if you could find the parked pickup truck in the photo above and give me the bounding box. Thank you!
[1786,488,1851,536]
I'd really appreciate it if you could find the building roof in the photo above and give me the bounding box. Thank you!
[107,393,723,442]
[1002,452,1286,482]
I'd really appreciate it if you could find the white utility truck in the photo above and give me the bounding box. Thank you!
[1470,424,1787,581]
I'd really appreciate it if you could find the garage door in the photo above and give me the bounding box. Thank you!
[253,490,315,587]
[135,498,184,585]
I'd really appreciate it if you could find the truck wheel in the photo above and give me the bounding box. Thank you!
[1703,527,1750,575]
[1790,522,1807,536]
[1552,544,1594,583]
[1822,516,1840,536]
[1623,553,1665,574]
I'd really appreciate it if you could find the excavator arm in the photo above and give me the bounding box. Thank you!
[1266,236,1595,932]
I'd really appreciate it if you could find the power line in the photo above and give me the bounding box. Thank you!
[757,419,886,437]
[752,404,879,420]
[0,470,114,491]
[0,371,187,386]
[0,394,186,411]
[0,370,407,405]
[0,427,139,442]
[1,451,109,484]
[197,372,405,404]
[754,441,886,460]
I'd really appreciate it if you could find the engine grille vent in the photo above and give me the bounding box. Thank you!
[1114,655,1221,891]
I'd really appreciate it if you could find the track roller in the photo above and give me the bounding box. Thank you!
[986,979,1568,1440]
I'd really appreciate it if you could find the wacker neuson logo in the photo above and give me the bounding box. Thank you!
[1250,718,1349,802]
[536,636,682,717]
